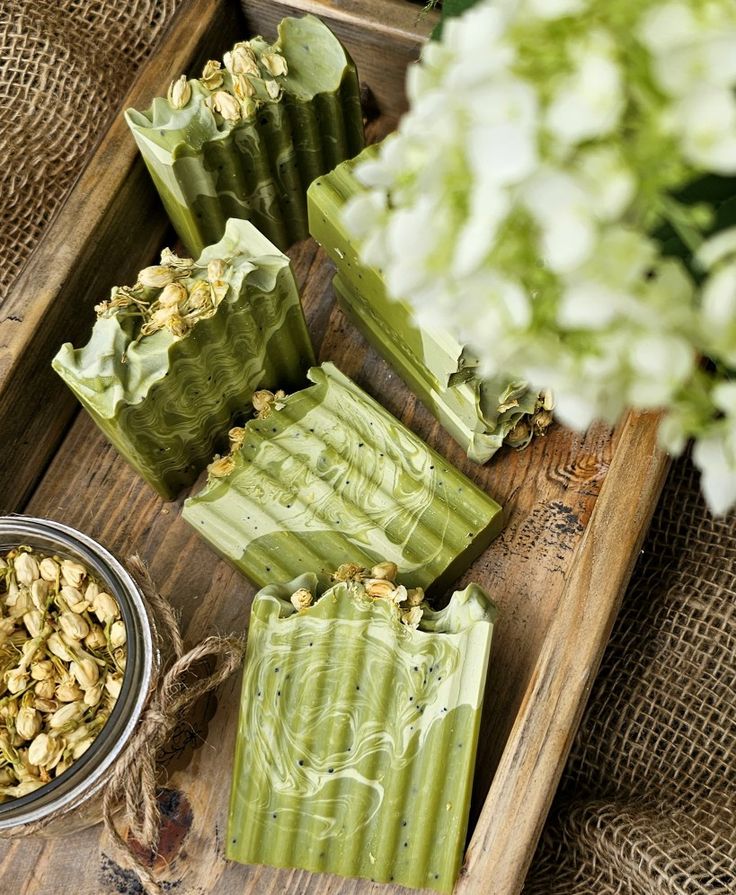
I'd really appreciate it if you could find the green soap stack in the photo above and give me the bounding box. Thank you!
[126,15,365,258]
[53,218,315,499]
[308,146,538,463]
[183,362,503,591]
[228,572,497,893]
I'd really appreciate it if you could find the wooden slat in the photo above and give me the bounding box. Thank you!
[457,411,669,895]
[0,0,244,513]
[242,0,438,120]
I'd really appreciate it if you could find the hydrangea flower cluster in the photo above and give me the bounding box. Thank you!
[343,0,736,513]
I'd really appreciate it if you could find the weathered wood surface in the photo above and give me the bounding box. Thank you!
[0,1,670,894]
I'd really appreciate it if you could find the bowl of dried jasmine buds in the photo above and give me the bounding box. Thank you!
[0,517,155,834]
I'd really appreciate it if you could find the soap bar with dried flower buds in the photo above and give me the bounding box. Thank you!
[307,146,555,463]
[227,562,497,893]
[126,14,364,258]
[183,362,503,592]
[53,218,314,499]
[0,547,124,801]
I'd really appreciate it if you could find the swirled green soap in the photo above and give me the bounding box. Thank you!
[182,362,503,591]
[307,147,540,462]
[52,218,315,500]
[227,570,497,893]
[125,15,364,258]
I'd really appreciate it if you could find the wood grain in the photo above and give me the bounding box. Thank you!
[0,2,670,894]
[0,0,244,514]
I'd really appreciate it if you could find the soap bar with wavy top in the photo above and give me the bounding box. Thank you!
[307,146,538,463]
[227,573,497,893]
[53,218,314,499]
[126,15,364,258]
[183,362,503,592]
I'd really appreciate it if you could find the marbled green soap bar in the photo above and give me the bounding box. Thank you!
[183,362,503,592]
[227,572,497,893]
[307,147,538,463]
[333,274,536,464]
[53,218,315,500]
[126,15,365,258]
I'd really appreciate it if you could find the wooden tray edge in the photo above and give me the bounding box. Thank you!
[457,410,670,895]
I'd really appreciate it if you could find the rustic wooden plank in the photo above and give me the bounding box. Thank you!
[0,0,244,514]
[457,411,669,895]
[242,0,438,120]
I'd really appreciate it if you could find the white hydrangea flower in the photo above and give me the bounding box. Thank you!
[343,0,736,514]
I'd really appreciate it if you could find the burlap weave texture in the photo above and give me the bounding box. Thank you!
[526,454,736,894]
[0,0,183,305]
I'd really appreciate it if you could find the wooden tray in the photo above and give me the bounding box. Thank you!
[0,1,670,893]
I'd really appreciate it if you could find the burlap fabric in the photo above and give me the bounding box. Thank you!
[526,453,736,894]
[0,0,183,305]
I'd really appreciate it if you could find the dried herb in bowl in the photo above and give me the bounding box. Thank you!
[0,546,125,801]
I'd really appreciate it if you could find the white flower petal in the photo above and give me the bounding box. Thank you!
[467,121,538,187]
[524,0,587,19]
[696,227,736,270]
[674,86,736,174]
[702,265,736,328]
[540,212,596,273]
[577,147,636,221]
[637,3,697,53]
[546,52,624,145]
[557,282,621,329]
[693,435,736,515]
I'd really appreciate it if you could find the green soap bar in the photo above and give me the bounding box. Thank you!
[308,147,469,392]
[53,219,315,500]
[183,362,503,592]
[307,147,537,463]
[227,573,497,893]
[126,15,365,258]
[333,273,536,464]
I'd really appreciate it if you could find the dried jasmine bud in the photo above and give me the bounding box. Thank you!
[0,546,126,802]
[208,455,236,479]
[167,74,192,110]
[370,562,398,581]
[210,90,241,123]
[14,553,39,586]
[201,59,224,90]
[261,52,288,77]
[290,588,314,612]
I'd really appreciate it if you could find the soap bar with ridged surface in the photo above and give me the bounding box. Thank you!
[307,146,538,463]
[126,15,365,258]
[227,572,497,893]
[53,218,314,499]
[183,362,503,592]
